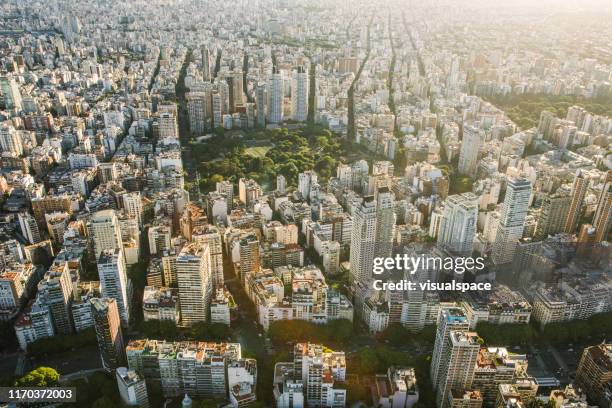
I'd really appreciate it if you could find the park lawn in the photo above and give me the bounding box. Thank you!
[244,145,272,158]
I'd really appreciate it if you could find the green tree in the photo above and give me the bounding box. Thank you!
[15,367,59,387]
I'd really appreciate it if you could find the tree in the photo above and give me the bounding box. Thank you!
[15,367,59,387]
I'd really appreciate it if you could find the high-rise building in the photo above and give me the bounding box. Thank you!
[458,125,485,177]
[375,187,396,259]
[238,178,262,208]
[37,263,73,335]
[472,347,529,406]
[159,112,179,139]
[0,123,24,155]
[116,367,149,408]
[574,343,612,408]
[98,248,130,326]
[431,308,470,390]
[534,191,571,240]
[492,178,532,265]
[298,171,318,201]
[126,339,255,400]
[123,192,144,227]
[87,210,123,260]
[239,234,261,285]
[229,70,244,109]
[18,212,42,245]
[192,226,224,288]
[593,171,612,243]
[91,297,126,371]
[256,83,267,127]
[436,331,481,408]
[267,70,284,124]
[0,76,22,111]
[349,196,377,286]
[565,170,589,234]
[176,242,212,326]
[201,46,211,82]
[45,212,69,246]
[187,92,209,134]
[437,193,478,256]
[291,66,309,122]
[293,343,347,408]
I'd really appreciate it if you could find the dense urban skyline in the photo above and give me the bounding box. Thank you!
[0,0,610,407]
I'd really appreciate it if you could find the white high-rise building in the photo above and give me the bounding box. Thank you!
[349,196,377,286]
[298,171,318,200]
[291,66,309,122]
[431,308,470,391]
[277,175,286,194]
[293,343,347,408]
[0,123,23,155]
[436,331,481,408]
[87,210,123,259]
[437,193,478,256]
[116,367,150,408]
[267,70,284,124]
[18,212,42,244]
[458,125,485,177]
[492,178,532,265]
[176,242,212,326]
[0,76,22,111]
[122,192,144,227]
[375,187,395,259]
[97,248,130,326]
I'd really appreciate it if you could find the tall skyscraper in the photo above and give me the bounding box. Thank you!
[37,263,74,335]
[267,69,284,124]
[91,297,126,371]
[18,212,42,244]
[534,191,571,240]
[98,248,130,326]
[349,196,377,286]
[87,209,123,259]
[593,171,612,243]
[176,242,212,326]
[436,331,481,408]
[122,192,144,228]
[158,112,179,139]
[574,343,612,408]
[437,193,478,256]
[192,225,224,288]
[458,125,485,177]
[201,46,211,82]
[565,170,589,233]
[375,187,395,259]
[431,308,470,390]
[0,76,22,111]
[229,70,244,109]
[239,234,261,285]
[0,123,24,155]
[187,91,210,134]
[492,178,532,265]
[256,83,267,127]
[291,66,309,122]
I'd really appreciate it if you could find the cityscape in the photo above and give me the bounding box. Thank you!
[0,0,611,407]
